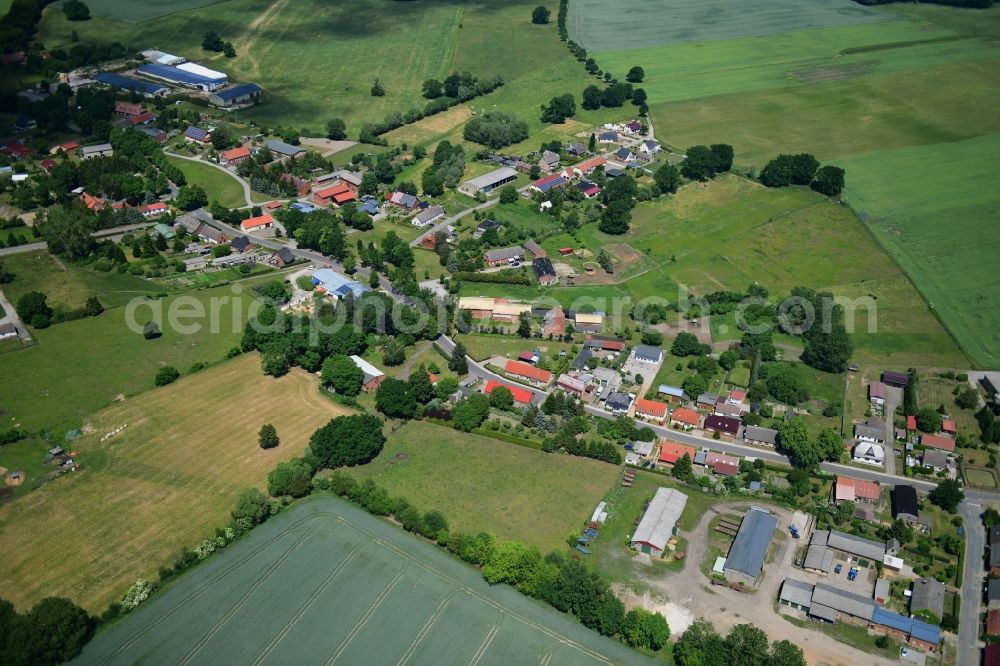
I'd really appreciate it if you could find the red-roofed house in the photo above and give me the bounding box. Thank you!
[572,155,606,177]
[658,441,696,465]
[130,111,157,126]
[421,235,437,250]
[868,381,887,406]
[907,415,916,431]
[584,334,624,352]
[484,379,533,406]
[138,202,168,218]
[921,434,955,452]
[713,459,740,476]
[265,200,282,210]
[987,608,1000,637]
[942,419,956,434]
[115,101,144,117]
[313,182,357,206]
[670,407,700,429]
[220,146,251,165]
[835,476,881,503]
[50,140,78,155]
[1,141,32,159]
[240,214,275,233]
[40,158,57,173]
[728,389,746,404]
[635,398,668,424]
[80,192,105,212]
[504,360,552,386]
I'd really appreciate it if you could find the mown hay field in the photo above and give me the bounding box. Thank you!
[76,497,654,665]
[346,420,619,553]
[0,354,350,613]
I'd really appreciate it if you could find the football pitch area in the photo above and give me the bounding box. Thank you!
[76,497,654,666]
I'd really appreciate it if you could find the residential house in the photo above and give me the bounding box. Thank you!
[473,219,502,239]
[219,146,251,165]
[572,155,606,177]
[834,476,880,504]
[987,608,1000,637]
[854,423,885,444]
[349,355,386,392]
[606,392,632,414]
[412,205,445,228]
[639,139,661,156]
[484,379,533,406]
[744,426,778,448]
[49,140,79,155]
[504,360,552,386]
[713,402,743,419]
[598,131,618,143]
[891,485,920,522]
[483,246,524,267]
[852,442,885,466]
[115,101,144,117]
[529,172,566,194]
[183,127,211,144]
[138,202,168,218]
[670,407,701,429]
[921,449,955,473]
[229,236,252,254]
[388,191,420,210]
[592,367,622,401]
[571,347,593,371]
[532,257,558,286]
[697,392,719,410]
[174,213,201,234]
[576,180,601,198]
[538,150,560,173]
[632,344,662,364]
[195,224,226,245]
[942,419,956,435]
[556,374,587,397]
[635,398,668,424]
[269,247,295,267]
[658,441,696,466]
[704,415,740,439]
[605,167,626,178]
[240,214,275,234]
[566,143,585,156]
[613,147,635,163]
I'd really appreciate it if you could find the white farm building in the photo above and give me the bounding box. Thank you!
[630,488,687,557]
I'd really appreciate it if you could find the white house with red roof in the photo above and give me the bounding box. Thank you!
[240,214,275,233]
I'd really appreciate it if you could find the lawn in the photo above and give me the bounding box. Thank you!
[964,467,998,489]
[0,274,278,432]
[167,157,248,209]
[0,250,160,311]
[454,333,574,363]
[345,420,619,552]
[0,354,351,613]
[77,0,225,22]
[76,496,654,666]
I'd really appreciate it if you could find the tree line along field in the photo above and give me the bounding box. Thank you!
[0,353,350,613]
[77,497,654,666]
[345,420,619,553]
[569,0,1000,368]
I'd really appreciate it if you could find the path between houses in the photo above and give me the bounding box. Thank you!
[626,501,894,666]
[396,341,433,380]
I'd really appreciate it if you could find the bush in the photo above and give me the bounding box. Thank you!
[463,112,529,149]
[258,423,279,449]
[154,366,180,386]
[143,321,162,339]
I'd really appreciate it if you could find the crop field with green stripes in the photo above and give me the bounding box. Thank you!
[77,497,653,666]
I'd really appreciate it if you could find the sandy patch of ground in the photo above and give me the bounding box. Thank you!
[614,585,695,635]
[298,138,358,156]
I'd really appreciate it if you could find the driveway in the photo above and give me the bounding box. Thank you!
[882,385,902,477]
[958,501,986,666]
[0,287,31,343]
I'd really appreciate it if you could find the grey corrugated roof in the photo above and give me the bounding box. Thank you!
[414,205,444,225]
[804,544,833,572]
[779,579,814,607]
[465,166,518,190]
[812,582,876,621]
[723,509,778,580]
[826,529,886,561]
[265,139,304,157]
[633,344,661,360]
[483,246,524,262]
[631,488,688,552]
[808,603,838,622]
[744,426,778,445]
[910,577,945,617]
[854,424,884,441]
[606,392,631,411]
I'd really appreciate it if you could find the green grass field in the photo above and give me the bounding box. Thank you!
[79,0,225,22]
[836,133,1000,368]
[0,275,277,432]
[76,496,654,666]
[167,157,248,209]
[0,354,350,612]
[346,420,619,552]
[569,1,1000,368]
[567,0,891,52]
[0,250,159,310]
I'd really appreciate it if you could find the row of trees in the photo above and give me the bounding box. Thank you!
[581,82,647,115]
[760,153,845,196]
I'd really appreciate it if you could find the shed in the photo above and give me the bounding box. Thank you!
[723,508,778,586]
[779,578,814,610]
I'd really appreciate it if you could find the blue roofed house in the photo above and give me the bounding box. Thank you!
[209,83,262,108]
[614,147,635,162]
[598,131,618,143]
[311,268,366,300]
